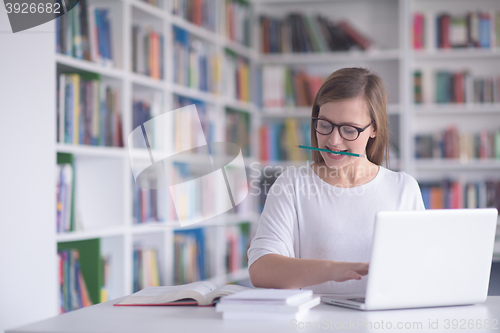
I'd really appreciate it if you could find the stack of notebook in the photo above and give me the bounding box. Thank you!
[216,289,320,320]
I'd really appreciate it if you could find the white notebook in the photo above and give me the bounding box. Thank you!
[216,295,320,313]
[220,289,313,305]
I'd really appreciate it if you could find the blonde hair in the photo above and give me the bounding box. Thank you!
[310,67,389,166]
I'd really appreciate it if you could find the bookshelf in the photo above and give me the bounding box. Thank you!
[54,0,258,310]
[51,0,500,313]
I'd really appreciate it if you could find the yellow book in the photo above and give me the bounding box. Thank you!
[150,249,160,286]
[285,118,300,160]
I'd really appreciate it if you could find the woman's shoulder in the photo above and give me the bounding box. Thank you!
[379,166,420,189]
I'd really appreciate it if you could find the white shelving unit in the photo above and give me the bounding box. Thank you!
[55,0,259,302]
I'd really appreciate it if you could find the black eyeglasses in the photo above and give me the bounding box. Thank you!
[312,117,373,141]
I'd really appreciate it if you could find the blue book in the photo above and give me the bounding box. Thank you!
[420,186,431,209]
[65,82,73,144]
[479,13,490,49]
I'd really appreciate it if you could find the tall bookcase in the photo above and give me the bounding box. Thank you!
[55,0,259,305]
[53,0,500,311]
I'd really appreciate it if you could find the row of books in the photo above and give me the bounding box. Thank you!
[171,0,216,32]
[57,73,124,147]
[133,247,161,292]
[419,180,500,211]
[56,0,114,66]
[132,180,168,224]
[262,66,324,108]
[173,27,219,93]
[225,0,251,47]
[131,26,164,79]
[226,108,251,157]
[414,70,500,104]
[174,228,208,284]
[225,222,251,274]
[260,14,371,53]
[58,249,93,313]
[413,11,500,50]
[415,127,500,160]
[259,119,312,161]
[224,51,250,102]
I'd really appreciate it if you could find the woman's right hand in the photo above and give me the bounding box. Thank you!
[329,261,369,282]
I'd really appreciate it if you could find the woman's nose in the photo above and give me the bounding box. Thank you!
[327,126,343,145]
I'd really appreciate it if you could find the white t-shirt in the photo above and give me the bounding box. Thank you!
[247,164,425,294]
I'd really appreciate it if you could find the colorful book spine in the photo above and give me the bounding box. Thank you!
[132,175,167,224]
[260,13,370,54]
[419,180,500,211]
[171,0,216,32]
[131,25,164,79]
[225,222,251,274]
[415,127,500,160]
[55,3,114,66]
[259,119,311,161]
[416,69,500,104]
[132,248,161,292]
[57,73,123,147]
[224,51,250,102]
[57,248,95,313]
[173,228,206,285]
[173,26,218,93]
[226,0,251,47]
[414,11,499,50]
[225,108,251,157]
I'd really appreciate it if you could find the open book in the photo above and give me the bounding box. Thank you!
[114,281,252,307]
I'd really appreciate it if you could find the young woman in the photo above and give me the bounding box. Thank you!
[248,68,425,294]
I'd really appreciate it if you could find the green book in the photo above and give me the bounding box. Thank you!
[58,238,102,305]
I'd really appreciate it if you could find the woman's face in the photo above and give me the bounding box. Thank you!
[315,97,376,169]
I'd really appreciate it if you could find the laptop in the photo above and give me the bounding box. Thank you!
[321,208,498,311]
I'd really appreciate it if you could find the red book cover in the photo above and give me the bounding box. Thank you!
[260,126,268,161]
[441,14,451,48]
[338,20,371,50]
[413,13,424,49]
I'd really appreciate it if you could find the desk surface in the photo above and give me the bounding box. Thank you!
[8,296,500,333]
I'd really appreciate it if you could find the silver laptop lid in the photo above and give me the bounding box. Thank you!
[364,208,498,310]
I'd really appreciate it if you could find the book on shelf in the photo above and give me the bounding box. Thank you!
[58,238,103,312]
[415,126,500,160]
[225,222,251,274]
[414,69,500,104]
[262,66,324,108]
[56,153,75,233]
[56,0,114,66]
[259,119,311,161]
[132,177,167,224]
[174,227,207,284]
[131,25,164,79]
[413,11,499,50]
[115,281,252,307]
[224,50,250,102]
[173,26,218,93]
[100,255,111,302]
[226,108,251,157]
[260,13,370,54]
[171,0,216,32]
[226,0,251,47]
[133,247,161,292]
[57,72,123,147]
[419,179,500,211]
[58,249,93,313]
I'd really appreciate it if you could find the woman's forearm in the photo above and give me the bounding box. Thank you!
[249,253,368,289]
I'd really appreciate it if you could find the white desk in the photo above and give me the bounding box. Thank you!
[8,296,500,333]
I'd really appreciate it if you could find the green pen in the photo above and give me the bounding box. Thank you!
[295,145,367,158]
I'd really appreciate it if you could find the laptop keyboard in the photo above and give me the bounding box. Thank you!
[348,297,366,303]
